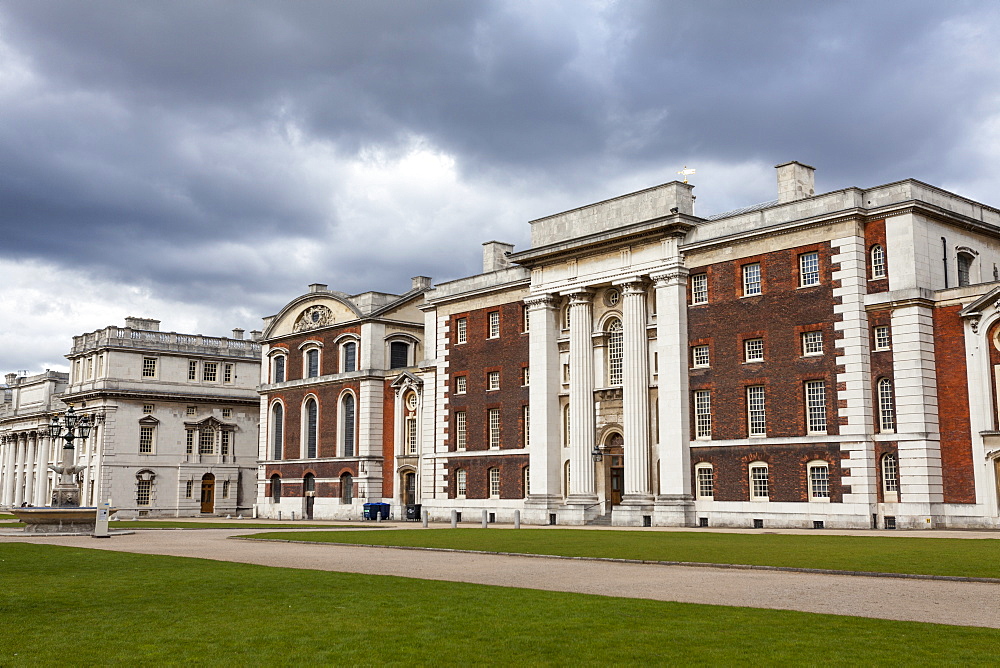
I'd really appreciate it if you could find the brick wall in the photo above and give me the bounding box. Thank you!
[275,324,361,382]
[935,306,975,503]
[865,219,889,294]
[265,461,359,498]
[444,455,529,499]
[868,308,895,431]
[691,443,843,502]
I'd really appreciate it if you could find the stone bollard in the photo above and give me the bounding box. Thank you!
[278,511,282,521]
[482,509,488,528]
[514,510,521,529]
[422,509,429,527]
[451,509,458,528]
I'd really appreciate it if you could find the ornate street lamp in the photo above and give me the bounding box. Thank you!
[591,443,603,463]
[48,406,92,507]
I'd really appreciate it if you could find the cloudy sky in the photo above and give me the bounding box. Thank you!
[2,1,1000,375]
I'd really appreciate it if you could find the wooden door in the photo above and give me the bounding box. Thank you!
[200,474,215,513]
[403,472,416,506]
[610,467,624,506]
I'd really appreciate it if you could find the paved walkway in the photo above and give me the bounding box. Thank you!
[3,527,999,629]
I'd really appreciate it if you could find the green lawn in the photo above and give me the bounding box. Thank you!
[0,543,997,665]
[109,520,371,530]
[243,528,1000,579]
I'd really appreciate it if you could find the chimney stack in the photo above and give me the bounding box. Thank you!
[776,161,816,203]
[411,276,432,290]
[482,241,515,273]
[308,283,328,293]
[231,328,244,340]
[124,317,160,331]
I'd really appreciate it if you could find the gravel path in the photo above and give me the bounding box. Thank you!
[3,528,999,629]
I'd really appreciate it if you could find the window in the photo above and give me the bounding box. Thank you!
[306,348,320,377]
[523,466,530,497]
[139,426,154,454]
[522,366,530,386]
[690,273,708,304]
[563,305,571,330]
[694,390,712,439]
[405,416,418,455]
[341,473,353,504]
[749,462,769,500]
[199,430,214,455]
[874,325,891,351]
[488,311,500,338]
[808,461,830,500]
[341,394,356,456]
[97,355,104,377]
[958,252,974,287]
[186,406,197,416]
[185,429,194,455]
[456,469,467,497]
[882,453,899,501]
[270,475,281,502]
[487,371,500,391]
[142,404,154,414]
[304,398,318,458]
[142,357,157,378]
[389,341,409,369]
[488,408,501,449]
[489,468,500,498]
[799,251,820,287]
[271,404,283,460]
[805,380,827,433]
[563,404,570,447]
[220,430,231,456]
[607,318,624,386]
[456,317,468,344]
[188,360,198,381]
[86,357,93,379]
[222,480,230,499]
[564,461,571,497]
[878,378,895,432]
[744,338,764,363]
[562,363,570,384]
[523,405,530,446]
[522,304,530,332]
[802,331,823,356]
[692,345,710,368]
[185,480,193,498]
[203,361,218,382]
[695,463,714,499]
[455,376,467,394]
[742,263,761,296]
[342,341,357,372]
[455,411,467,450]
[222,408,232,418]
[747,385,766,436]
[136,479,152,506]
[223,363,233,383]
[273,356,285,383]
[871,244,886,279]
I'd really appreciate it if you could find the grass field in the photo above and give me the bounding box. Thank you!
[243,528,1000,578]
[1,543,997,665]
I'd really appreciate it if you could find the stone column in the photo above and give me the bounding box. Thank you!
[81,426,93,505]
[23,433,37,507]
[33,434,50,506]
[566,289,598,508]
[652,258,694,526]
[617,279,652,504]
[1,437,14,506]
[13,434,27,507]
[524,294,563,519]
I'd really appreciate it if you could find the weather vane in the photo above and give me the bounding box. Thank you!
[677,166,696,183]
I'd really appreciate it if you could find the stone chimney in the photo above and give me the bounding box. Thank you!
[411,276,432,290]
[4,372,17,386]
[250,330,262,341]
[124,317,160,331]
[308,283,328,293]
[776,161,816,203]
[482,241,515,273]
[231,328,244,340]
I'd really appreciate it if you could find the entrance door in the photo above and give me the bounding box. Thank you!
[610,467,624,506]
[403,471,416,506]
[305,495,314,520]
[200,474,215,513]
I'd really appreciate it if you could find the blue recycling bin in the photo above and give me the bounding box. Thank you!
[363,503,374,520]
[378,503,390,520]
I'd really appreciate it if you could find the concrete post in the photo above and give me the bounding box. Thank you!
[481,509,488,528]
[422,508,429,527]
[450,509,458,528]
[514,510,521,529]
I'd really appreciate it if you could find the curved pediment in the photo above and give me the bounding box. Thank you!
[263,293,362,339]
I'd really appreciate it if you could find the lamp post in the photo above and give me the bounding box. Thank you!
[591,443,603,463]
[48,406,93,507]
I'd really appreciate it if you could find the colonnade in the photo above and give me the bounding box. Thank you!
[0,420,102,508]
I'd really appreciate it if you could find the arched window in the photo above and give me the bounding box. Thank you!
[270,403,284,460]
[957,252,975,287]
[304,473,315,494]
[342,341,357,373]
[389,341,410,369]
[807,460,830,501]
[455,469,467,498]
[340,473,353,503]
[305,348,320,378]
[563,304,571,330]
[607,318,624,386]
[562,404,570,447]
[564,461,571,497]
[341,393,356,457]
[749,462,769,501]
[695,463,714,499]
[877,378,895,432]
[270,474,281,502]
[135,470,155,507]
[881,453,899,502]
[870,244,886,279]
[303,398,318,458]
[272,354,286,383]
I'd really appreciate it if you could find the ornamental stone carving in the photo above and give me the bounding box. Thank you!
[293,305,334,332]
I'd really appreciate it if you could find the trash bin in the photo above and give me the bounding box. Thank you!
[363,503,373,520]
[378,503,390,520]
[406,503,421,520]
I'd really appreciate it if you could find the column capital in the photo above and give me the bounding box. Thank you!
[650,264,689,287]
[564,289,595,305]
[523,294,559,311]
[612,278,649,295]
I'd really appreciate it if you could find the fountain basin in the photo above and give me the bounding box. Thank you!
[9,507,116,534]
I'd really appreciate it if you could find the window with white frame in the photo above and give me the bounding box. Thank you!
[563,404,570,447]
[522,366,530,386]
[97,354,104,376]
[874,325,891,351]
[136,479,152,506]
[342,341,357,372]
[203,361,218,382]
[744,338,764,363]
[305,348,320,378]
[455,411,467,450]
[455,376,467,394]
[881,453,899,501]
[199,430,214,455]
[562,363,570,384]
[749,462,769,500]
[805,380,827,433]
[456,469,467,497]
[808,461,830,500]
[341,394,356,456]
[563,304,571,330]
[142,357,157,378]
[405,416,418,455]
[488,311,500,338]
[878,378,895,432]
[139,425,155,454]
[86,357,93,379]
[456,317,468,344]
[270,404,283,459]
[304,398,318,458]
[742,263,762,296]
[522,305,530,332]
[487,370,500,391]
[802,331,823,356]
[564,461,571,497]
[608,318,624,386]
[523,466,530,497]
[489,467,500,498]
[694,390,712,439]
[799,251,820,287]
[870,244,886,279]
[692,345,710,368]
[488,408,501,449]
[185,480,193,498]
[747,385,766,436]
[220,430,231,456]
[272,355,286,383]
[690,273,708,304]
[222,480,230,499]
[523,405,530,446]
[695,463,714,498]
[185,429,195,455]
[188,360,198,381]
[223,363,233,383]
